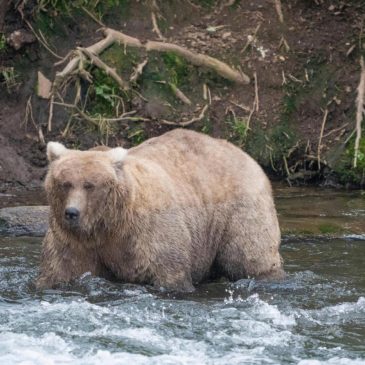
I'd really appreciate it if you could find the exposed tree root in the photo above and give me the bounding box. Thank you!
[53,27,250,92]
[78,47,128,90]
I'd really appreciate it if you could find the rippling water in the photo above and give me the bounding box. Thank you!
[0,234,364,365]
[1,186,365,364]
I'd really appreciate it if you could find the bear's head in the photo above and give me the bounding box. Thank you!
[45,142,128,235]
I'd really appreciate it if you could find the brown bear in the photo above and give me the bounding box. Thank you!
[37,129,283,291]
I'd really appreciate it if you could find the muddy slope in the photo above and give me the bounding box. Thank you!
[1,0,365,191]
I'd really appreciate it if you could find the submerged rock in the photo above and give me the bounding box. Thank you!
[0,206,48,237]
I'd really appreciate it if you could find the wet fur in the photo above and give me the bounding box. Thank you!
[37,129,284,291]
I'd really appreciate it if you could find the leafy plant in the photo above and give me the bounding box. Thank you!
[227,115,248,147]
[0,67,19,92]
[0,34,6,51]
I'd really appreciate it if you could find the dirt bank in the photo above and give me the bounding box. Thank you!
[1,0,365,191]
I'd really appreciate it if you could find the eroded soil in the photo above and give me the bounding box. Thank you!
[1,0,365,191]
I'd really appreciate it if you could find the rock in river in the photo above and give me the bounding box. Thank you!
[0,206,49,237]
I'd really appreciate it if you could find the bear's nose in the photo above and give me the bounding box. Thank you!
[65,207,80,221]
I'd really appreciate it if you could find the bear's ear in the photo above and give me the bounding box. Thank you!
[47,142,68,162]
[106,147,128,165]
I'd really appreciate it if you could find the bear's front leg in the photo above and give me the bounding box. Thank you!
[152,272,195,292]
[36,229,101,289]
[149,255,195,292]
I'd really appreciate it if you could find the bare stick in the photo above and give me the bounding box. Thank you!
[78,47,128,90]
[281,70,287,85]
[278,36,290,52]
[47,94,54,132]
[130,59,148,83]
[24,19,62,59]
[254,71,259,112]
[151,11,165,40]
[170,84,191,105]
[156,81,191,105]
[283,155,291,180]
[322,123,349,139]
[354,56,365,168]
[81,6,105,27]
[246,106,255,130]
[242,23,261,53]
[161,104,208,126]
[274,0,284,23]
[53,102,150,124]
[229,100,250,112]
[317,108,329,170]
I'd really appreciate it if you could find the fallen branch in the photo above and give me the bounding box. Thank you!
[54,27,250,91]
[53,30,116,91]
[354,57,365,168]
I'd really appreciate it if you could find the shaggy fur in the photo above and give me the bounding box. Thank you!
[37,129,284,291]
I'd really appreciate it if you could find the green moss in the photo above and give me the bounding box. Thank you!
[101,45,143,80]
[0,33,6,51]
[318,223,341,234]
[161,52,190,86]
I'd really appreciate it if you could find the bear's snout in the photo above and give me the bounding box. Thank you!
[65,207,80,222]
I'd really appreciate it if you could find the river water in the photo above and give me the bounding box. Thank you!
[0,186,364,364]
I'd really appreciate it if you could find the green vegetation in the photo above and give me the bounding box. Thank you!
[332,136,365,186]
[227,115,248,147]
[318,223,341,235]
[0,67,18,92]
[127,125,146,145]
[0,33,6,51]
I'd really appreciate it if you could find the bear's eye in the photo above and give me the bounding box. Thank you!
[62,181,72,190]
[83,182,95,190]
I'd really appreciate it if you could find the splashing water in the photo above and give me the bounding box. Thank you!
[0,234,364,365]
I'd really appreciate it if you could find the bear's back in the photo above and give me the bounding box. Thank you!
[127,129,270,200]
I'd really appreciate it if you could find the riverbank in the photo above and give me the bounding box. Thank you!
[1,1,365,190]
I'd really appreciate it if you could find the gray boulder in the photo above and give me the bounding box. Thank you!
[0,206,49,237]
